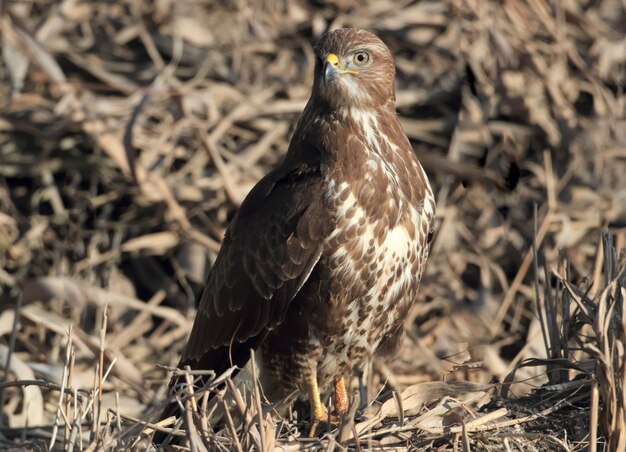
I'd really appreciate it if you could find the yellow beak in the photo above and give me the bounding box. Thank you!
[323,53,358,85]
[326,53,340,67]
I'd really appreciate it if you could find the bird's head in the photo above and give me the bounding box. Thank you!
[312,28,396,112]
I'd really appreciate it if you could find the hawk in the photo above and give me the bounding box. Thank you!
[156,28,435,441]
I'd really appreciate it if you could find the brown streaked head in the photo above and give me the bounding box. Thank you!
[312,28,396,111]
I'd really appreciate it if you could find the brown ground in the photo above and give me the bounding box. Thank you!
[0,0,625,450]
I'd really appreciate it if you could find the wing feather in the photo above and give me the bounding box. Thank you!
[179,153,330,377]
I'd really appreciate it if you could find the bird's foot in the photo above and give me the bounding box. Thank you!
[307,405,329,437]
[307,376,349,437]
[307,406,346,437]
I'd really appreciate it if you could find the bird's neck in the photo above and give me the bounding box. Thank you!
[288,100,416,177]
[319,105,428,226]
[322,105,410,165]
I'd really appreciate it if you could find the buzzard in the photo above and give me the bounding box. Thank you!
[157,28,435,441]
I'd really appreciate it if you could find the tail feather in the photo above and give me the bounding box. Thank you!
[152,397,183,446]
[153,336,265,447]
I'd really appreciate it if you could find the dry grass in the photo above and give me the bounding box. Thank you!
[1,0,625,450]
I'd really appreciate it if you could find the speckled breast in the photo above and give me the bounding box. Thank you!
[315,168,433,382]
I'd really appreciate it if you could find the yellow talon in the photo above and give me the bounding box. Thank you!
[306,375,349,437]
[306,374,328,437]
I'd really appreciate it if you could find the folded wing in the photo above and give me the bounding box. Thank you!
[180,153,330,376]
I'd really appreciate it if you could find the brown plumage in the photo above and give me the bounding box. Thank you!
[156,28,435,442]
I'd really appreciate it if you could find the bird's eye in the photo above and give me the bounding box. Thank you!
[352,51,370,67]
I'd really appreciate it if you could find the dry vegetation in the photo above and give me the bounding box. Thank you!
[1,0,625,450]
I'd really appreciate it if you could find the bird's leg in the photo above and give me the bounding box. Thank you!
[306,375,349,436]
[333,376,348,418]
[306,374,328,437]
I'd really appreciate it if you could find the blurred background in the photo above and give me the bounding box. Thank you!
[0,0,625,449]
